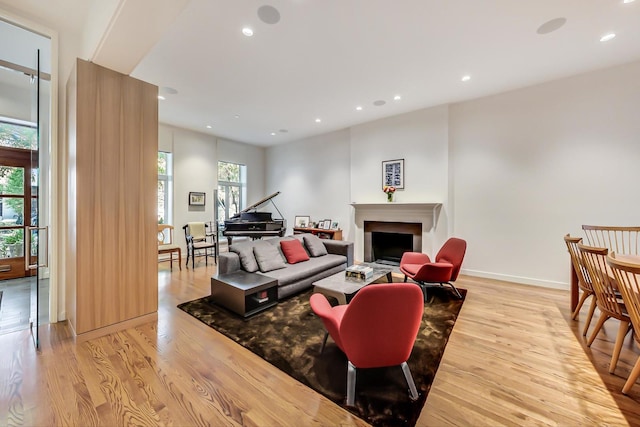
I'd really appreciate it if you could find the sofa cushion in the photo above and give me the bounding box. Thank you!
[254,243,287,272]
[261,254,346,287]
[229,241,260,272]
[280,239,310,264]
[303,234,328,257]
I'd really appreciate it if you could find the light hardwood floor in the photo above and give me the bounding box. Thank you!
[1,261,639,426]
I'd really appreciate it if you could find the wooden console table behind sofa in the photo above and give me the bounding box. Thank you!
[293,227,342,240]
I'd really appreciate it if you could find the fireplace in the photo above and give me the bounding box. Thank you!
[364,221,422,265]
[351,202,442,264]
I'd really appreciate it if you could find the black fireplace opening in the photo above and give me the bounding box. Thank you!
[371,231,413,265]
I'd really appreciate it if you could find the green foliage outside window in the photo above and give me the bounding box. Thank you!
[0,122,36,150]
[218,161,241,182]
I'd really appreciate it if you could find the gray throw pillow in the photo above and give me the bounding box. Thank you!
[253,243,287,272]
[230,243,259,272]
[303,234,328,257]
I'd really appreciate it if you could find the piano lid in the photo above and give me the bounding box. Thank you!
[241,191,281,213]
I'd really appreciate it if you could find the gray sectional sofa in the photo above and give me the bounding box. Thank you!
[217,233,354,299]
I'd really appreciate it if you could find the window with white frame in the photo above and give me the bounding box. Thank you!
[158,152,173,225]
[217,161,246,237]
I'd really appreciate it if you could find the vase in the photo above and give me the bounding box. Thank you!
[386,193,394,202]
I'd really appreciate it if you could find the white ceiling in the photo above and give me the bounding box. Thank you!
[2,0,640,146]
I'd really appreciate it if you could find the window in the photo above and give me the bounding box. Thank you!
[158,152,173,224]
[0,119,37,150]
[218,161,246,237]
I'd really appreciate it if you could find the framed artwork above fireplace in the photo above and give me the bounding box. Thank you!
[382,159,404,189]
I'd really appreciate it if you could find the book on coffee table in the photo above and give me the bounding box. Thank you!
[345,265,374,280]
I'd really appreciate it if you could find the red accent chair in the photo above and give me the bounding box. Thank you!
[399,237,467,300]
[310,283,424,406]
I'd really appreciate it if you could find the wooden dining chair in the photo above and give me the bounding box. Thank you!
[158,224,181,270]
[582,225,640,255]
[578,243,631,374]
[183,222,217,268]
[606,253,640,394]
[564,234,597,336]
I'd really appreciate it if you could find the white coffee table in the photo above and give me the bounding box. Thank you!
[312,263,393,304]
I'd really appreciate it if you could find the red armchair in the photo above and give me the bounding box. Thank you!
[399,237,467,300]
[310,283,424,406]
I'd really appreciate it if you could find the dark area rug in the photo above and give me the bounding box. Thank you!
[178,284,465,427]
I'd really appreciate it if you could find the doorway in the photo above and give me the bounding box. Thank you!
[0,18,52,346]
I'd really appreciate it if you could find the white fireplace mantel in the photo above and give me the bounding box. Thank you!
[350,202,442,229]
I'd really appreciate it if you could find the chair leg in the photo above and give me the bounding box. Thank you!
[587,313,609,346]
[346,361,356,406]
[623,355,640,394]
[444,282,463,299]
[610,320,631,374]
[400,361,419,401]
[320,331,329,354]
[177,248,182,271]
[403,275,408,283]
[582,296,596,336]
[572,291,590,320]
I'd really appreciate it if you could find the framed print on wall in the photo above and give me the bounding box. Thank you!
[294,215,311,228]
[189,192,206,206]
[382,159,404,189]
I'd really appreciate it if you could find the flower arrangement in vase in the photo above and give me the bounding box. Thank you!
[383,185,396,202]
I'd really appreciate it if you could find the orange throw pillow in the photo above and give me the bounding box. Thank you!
[280,239,310,264]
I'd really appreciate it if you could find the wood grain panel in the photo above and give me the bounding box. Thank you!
[67,59,157,336]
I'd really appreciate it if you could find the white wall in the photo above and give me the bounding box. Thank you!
[264,107,451,262]
[450,60,640,288]
[166,125,217,250]
[349,106,450,259]
[265,129,351,237]
[160,124,266,253]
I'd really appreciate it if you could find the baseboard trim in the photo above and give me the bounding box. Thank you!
[72,312,158,343]
[461,268,568,290]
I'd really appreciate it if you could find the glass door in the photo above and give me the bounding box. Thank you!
[27,49,49,349]
[0,19,51,347]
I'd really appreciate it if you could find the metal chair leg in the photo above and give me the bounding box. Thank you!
[444,282,463,299]
[320,331,329,354]
[400,362,419,401]
[346,361,356,406]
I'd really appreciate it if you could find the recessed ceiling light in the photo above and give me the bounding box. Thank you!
[157,95,165,100]
[461,75,471,82]
[600,33,616,42]
[315,118,322,123]
[234,115,240,119]
[356,106,363,111]
[624,0,635,3]
[393,95,401,101]
[536,17,567,35]
[206,125,212,129]
[242,27,254,37]
[270,132,276,136]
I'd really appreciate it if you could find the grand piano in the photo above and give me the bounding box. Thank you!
[222,191,286,245]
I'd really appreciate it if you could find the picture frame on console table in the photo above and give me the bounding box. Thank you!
[319,219,331,230]
[189,192,206,206]
[294,215,311,228]
[382,158,404,189]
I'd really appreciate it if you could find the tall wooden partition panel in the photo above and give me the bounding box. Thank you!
[66,59,158,338]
